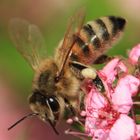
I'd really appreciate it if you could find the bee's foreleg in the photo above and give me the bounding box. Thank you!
[69,61,105,92]
[69,61,97,79]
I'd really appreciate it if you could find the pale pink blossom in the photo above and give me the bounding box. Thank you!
[68,44,140,139]
[100,58,128,84]
[84,57,140,140]
[137,125,140,138]
[129,44,140,65]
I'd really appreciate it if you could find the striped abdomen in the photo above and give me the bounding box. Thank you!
[71,16,126,64]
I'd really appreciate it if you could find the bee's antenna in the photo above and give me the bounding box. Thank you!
[8,113,39,131]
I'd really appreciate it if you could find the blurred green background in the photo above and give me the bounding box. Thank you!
[0,0,140,139]
[1,0,140,99]
[0,0,140,98]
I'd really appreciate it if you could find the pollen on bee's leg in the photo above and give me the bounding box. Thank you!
[81,68,97,79]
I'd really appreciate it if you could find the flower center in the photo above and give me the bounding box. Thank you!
[97,104,120,130]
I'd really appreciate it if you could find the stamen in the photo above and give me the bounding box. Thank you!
[65,129,89,140]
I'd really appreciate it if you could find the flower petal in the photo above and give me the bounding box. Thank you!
[112,75,140,113]
[129,44,140,64]
[92,129,109,140]
[137,125,140,139]
[117,61,128,73]
[85,89,107,136]
[85,116,96,136]
[85,88,107,113]
[101,58,120,83]
[108,114,136,140]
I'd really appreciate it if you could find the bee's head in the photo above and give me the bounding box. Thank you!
[28,89,65,134]
[29,61,65,130]
[8,63,65,134]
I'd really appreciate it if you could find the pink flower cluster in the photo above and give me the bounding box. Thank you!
[84,44,140,140]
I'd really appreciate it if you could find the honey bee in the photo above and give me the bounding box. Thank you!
[8,11,126,134]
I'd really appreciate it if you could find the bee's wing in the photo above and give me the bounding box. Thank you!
[62,9,85,51]
[9,18,47,70]
[55,9,86,76]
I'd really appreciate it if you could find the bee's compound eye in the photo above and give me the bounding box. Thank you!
[47,96,59,112]
[30,90,46,105]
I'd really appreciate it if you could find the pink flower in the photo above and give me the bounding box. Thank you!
[84,58,140,140]
[128,44,140,80]
[137,125,140,138]
[129,44,140,65]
